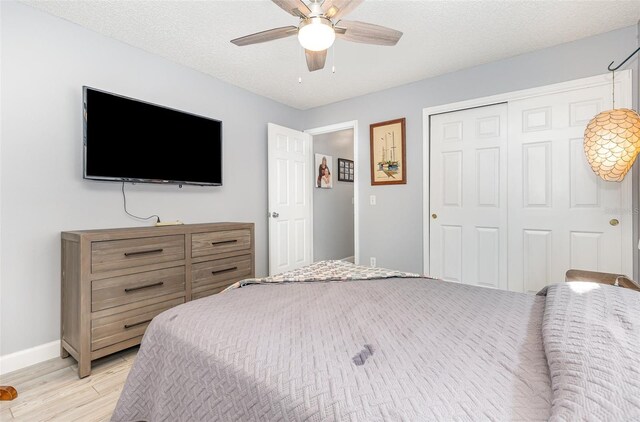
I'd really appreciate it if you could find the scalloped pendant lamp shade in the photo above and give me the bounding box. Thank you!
[583,108,640,182]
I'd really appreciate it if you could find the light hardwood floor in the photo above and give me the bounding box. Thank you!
[0,347,137,421]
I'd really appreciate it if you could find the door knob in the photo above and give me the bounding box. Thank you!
[432,213,438,219]
[610,218,619,226]
[272,212,279,218]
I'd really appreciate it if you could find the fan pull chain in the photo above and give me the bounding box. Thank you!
[332,44,336,74]
[298,46,303,84]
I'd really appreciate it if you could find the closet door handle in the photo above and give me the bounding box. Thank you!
[124,248,164,257]
[124,319,153,329]
[212,266,238,275]
[211,240,238,246]
[124,281,164,293]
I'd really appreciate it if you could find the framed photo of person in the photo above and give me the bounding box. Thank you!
[370,118,406,185]
[315,153,333,188]
[338,158,354,182]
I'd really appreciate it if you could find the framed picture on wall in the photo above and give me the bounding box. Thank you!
[315,153,333,188]
[370,118,406,185]
[338,158,354,182]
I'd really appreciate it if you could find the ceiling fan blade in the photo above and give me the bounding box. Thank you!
[305,49,327,72]
[231,26,298,46]
[272,0,311,18]
[336,20,403,46]
[322,0,363,21]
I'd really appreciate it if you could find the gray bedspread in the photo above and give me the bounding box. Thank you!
[112,279,640,421]
[542,282,640,421]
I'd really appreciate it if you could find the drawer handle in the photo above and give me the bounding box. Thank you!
[124,319,153,329]
[211,240,238,246]
[212,266,238,275]
[124,281,164,293]
[124,248,164,257]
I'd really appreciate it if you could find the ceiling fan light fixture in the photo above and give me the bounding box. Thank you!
[298,17,335,52]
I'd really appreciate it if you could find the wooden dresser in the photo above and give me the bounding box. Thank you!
[61,222,254,378]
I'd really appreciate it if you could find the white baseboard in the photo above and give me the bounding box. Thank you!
[0,340,60,375]
[341,256,355,263]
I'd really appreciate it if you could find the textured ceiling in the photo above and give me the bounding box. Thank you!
[24,0,640,110]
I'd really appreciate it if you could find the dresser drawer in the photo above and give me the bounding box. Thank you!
[192,254,252,294]
[92,266,186,312]
[192,229,251,258]
[92,235,185,273]
[91,297,183,351]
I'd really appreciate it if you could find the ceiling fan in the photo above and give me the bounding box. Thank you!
[230,0,403,72]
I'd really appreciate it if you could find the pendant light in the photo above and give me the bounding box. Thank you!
[584,47,640,182]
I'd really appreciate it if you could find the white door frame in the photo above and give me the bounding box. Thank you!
[305,121,359,265]
[422,70,634,276]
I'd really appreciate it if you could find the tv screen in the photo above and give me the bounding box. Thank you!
[83,87,222,186]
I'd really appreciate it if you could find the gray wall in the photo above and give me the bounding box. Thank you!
[303,25,639,274]
[313,130,354,261]
[0,1,303,355]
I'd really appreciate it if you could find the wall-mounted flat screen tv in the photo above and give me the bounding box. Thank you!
[83,86,222,186]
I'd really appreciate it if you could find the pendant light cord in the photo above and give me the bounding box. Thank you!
[612,69,615,108]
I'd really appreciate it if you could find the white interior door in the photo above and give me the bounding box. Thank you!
[430,104,508,288]
[267,123,313,275]
[507,83,632,293]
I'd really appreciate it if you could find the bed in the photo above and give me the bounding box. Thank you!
[112,261,640,421]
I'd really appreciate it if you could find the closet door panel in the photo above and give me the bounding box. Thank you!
[507,81,630,292]
[430,104,508,289]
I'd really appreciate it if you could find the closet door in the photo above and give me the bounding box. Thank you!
[507,83,631,293]
[430,104,508,289]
